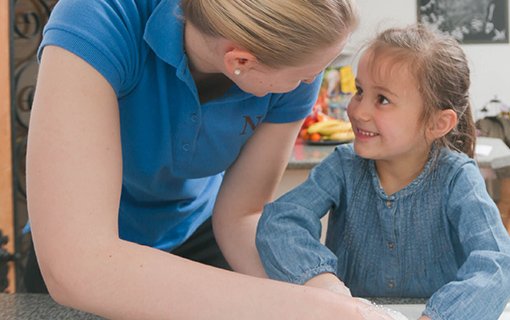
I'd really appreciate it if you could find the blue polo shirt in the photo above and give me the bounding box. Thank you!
[38,0,321,250]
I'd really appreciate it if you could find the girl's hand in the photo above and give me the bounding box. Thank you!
[304,274,408,319]
[304,273,352,296]
[355,298,409,320]
[418,316,431,320]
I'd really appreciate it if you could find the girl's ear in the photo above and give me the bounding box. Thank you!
[427,109,458,140]
[223,48,258,76]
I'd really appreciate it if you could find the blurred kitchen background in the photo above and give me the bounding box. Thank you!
[1,0,510,294]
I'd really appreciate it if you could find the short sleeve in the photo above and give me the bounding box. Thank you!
[38,0,147,96]
[263,73,323,123]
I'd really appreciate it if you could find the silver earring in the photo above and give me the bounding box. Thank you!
[234,69,241,76]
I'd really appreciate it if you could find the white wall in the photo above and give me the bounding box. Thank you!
[335,0,510,117]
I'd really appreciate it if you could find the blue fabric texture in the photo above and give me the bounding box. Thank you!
[257,144,510,320]
[38,0,321,250]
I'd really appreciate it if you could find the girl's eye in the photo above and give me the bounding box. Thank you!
[377,95,390,105]
[354,86,363,97]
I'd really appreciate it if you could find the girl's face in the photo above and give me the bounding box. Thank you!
[234,36,350,97]
[347,51,431,165]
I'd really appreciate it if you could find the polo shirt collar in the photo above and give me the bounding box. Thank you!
[143,0,185,68]
[143,0,254,102]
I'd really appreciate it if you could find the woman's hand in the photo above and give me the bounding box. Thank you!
[304,272,352,296]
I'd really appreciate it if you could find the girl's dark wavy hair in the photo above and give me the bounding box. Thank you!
[366,24,476,158]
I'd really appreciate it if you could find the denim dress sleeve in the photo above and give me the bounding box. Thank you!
[424,161,510,320]
[256,149,345,284]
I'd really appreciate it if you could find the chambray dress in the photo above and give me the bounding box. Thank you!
[257,144,510,320]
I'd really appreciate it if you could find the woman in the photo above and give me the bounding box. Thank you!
[26,0,393,318]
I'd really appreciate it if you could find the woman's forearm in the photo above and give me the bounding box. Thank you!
[212,211,267,277]
[37,236,373,320]
[212,121,304,277]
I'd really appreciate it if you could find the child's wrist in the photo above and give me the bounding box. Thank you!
[304,273,351,296]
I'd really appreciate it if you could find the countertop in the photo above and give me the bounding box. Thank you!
[0,293,102,319]
[1,294,509,319]
[288,136,510,175]
[0,293,425,319]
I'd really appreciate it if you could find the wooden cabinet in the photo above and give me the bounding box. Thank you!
[0,0,15,293]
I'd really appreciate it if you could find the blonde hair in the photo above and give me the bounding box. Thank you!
[365,24,476,158]
[181,0,358,68]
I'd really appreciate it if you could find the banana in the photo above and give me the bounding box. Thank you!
[318,122,352,136]
[328,131,355,141]
[307,119,343,134]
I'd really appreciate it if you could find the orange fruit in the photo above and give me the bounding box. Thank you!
[299,128,310,140]
[309,132,321,142]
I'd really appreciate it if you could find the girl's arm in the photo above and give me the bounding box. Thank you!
[423,162,510,320]
[28,45,393,320]
[255,149,344,284]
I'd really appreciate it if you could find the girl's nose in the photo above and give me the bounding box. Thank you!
[348,99,371,122]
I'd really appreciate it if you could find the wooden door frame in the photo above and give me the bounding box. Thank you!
[0,0,15,292]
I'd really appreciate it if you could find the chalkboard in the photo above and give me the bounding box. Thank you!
[418,0,509,44]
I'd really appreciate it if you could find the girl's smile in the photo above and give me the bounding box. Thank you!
[354,127,379,139]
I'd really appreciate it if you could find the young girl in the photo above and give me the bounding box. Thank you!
[257,25,510,320]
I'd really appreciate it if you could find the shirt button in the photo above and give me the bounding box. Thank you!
[182,144,190,151]
[388,280,395,289]
[386,201,392,208]
[387,242,395,250]
[191,113,199,122]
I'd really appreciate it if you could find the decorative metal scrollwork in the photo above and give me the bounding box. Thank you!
[12,0,58,290]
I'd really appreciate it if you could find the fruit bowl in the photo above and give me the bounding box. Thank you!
[300,118,354,145]
[304,138,352,145]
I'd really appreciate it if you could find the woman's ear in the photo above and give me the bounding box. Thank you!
[223,48,258,77]
[427,109,458,139]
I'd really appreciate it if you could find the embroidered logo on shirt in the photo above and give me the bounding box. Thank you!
[240,115,263,135]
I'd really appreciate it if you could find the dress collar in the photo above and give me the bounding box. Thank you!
[368,151,435,200]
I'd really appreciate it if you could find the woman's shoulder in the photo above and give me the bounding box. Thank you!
[42,0,162,96]
[47,0,157,35]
